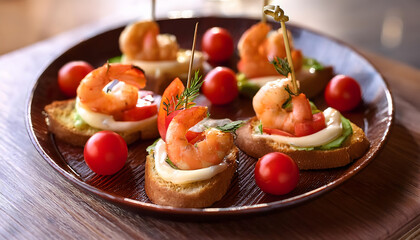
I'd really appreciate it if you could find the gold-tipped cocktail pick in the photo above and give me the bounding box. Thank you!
[184,22,199,109]
[264,5,299,94]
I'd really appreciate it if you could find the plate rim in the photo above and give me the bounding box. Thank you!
[25,16,394,217]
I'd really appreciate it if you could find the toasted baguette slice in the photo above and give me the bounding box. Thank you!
[145,146,238,208]
[235,117,369,170]
[44,99,158,146]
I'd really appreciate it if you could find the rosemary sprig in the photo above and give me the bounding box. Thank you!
[162,70,203,116]
[271,56,291,77]
[175,71,202,111]
[282,85,298,109]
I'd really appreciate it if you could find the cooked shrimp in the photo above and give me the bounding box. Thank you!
[237,22,302,78]
[238,22,271,59]
[253,78,312,134]
[119,20,179,61]
[166,106,234,170]
[77,63,146,115]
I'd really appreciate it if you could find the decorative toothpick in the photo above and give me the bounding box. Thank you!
[151,0,156,21]
[264,5,299,94]
[261,0,268,23]
[184,22,199,109]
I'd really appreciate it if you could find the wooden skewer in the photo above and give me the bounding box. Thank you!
[151,0,156,21]
[184,22,199,109]
[264,5,299,94]
[280,21,298,93]
[261,0,268,23]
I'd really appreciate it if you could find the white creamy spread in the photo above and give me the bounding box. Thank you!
[123,50,205,80]
[189,118,232,132]
[75,98,157,132]
[254,107,343,148]
[153,139,228,184]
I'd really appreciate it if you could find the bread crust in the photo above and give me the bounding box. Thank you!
[145,146,238,208]
[44,99,158,146]
[235,117,369,170]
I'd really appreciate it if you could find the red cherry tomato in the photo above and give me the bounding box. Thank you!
[120,104,157,121]
[294,112,326,137]
[324,75,362,112]
[58,61,93,97]
[84,131,128,175]
[201,27,234,62]
[119,91,158,121]
[254,152,299,195]
[202,67,238,105]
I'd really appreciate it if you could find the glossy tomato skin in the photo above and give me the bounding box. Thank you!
[294,112,326,137]
[201,27,234,62]
[324,75,362,112]
[157,78,184,141]
[119,90,158,121]
[84,131,128,175]
[202,67,238,105]
[58,61,93,97]
[120,104,157,121]
[254,152,299,195]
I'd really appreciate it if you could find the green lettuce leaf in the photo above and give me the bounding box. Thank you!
[237,73,261,98]
[73,111,87,129]
[146,138,161,154]
[108,55,122,63]
[317,116,352,150]
[165,157,180,169]
[303,57,324,71]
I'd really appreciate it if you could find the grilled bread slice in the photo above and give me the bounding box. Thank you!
[145,145,238,208]
[44,99,158,146]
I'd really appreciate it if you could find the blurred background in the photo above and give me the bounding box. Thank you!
[0,0,418,68]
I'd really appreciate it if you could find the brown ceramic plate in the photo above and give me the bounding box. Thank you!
[26,17,393,218]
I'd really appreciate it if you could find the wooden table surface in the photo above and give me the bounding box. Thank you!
[1,17,419,239]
